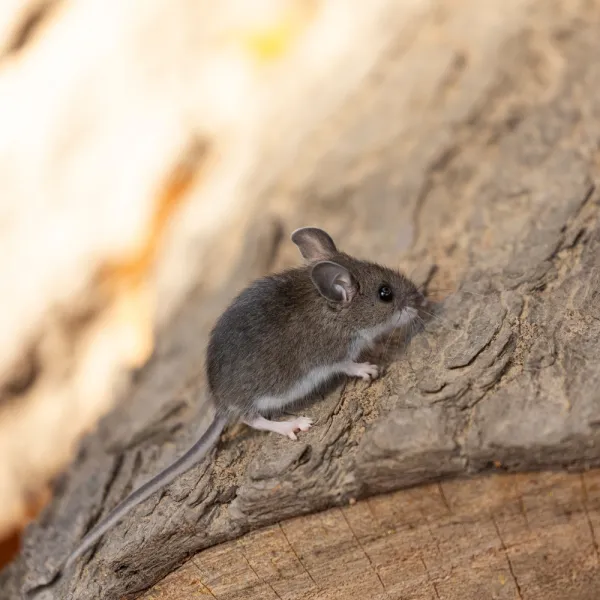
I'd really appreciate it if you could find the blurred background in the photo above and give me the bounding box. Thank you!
[1,1,600,599]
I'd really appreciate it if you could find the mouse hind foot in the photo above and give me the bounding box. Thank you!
[244,415,313,440]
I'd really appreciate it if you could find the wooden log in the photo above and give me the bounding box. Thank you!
[2,0,600,599]
[143,471,600,600]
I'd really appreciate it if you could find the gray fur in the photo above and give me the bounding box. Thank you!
[30,227,422,597]
[207,250,423,420]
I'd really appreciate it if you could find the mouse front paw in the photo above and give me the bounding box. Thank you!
[345,362,380,381]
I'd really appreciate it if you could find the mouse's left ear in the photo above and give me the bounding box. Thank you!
[291,227,337,260]
[310,261,357,304]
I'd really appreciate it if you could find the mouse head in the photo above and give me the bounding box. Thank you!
[291,227,424,332]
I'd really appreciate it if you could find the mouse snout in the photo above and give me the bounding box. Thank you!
[409,288,427,310]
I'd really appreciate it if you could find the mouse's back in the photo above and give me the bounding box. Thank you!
[206,266,353,415]
[206,226,422,418]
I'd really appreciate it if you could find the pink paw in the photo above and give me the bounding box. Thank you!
[347,362,380,381]
[280,416,313,440]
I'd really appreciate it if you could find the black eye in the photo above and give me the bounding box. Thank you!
[378,285,393,302]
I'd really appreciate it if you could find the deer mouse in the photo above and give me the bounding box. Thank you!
[28,226,424,597]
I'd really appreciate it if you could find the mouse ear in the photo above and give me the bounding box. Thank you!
[310,261,357,304]
[291,227,338,260]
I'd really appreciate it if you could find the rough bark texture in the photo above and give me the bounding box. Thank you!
[142,470,600,600]
[2,0,600,599]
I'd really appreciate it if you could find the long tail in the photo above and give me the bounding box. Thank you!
[64,413,228,571]
[24,414,228,599]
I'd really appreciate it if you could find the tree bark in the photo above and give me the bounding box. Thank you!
[3,0,600,599]
[142,471,600,600]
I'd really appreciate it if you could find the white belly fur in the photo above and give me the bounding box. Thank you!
[254,308,416,413]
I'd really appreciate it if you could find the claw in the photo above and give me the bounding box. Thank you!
[346,362,380,381]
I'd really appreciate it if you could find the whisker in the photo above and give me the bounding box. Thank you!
[416,280,433,294]
[418,308,458,330]
[380,312,403,361]
[396,322,412,360]
[416,315,430,334]
[407,318,419,346]
[383,310,425,362]
[423,286,487,299]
